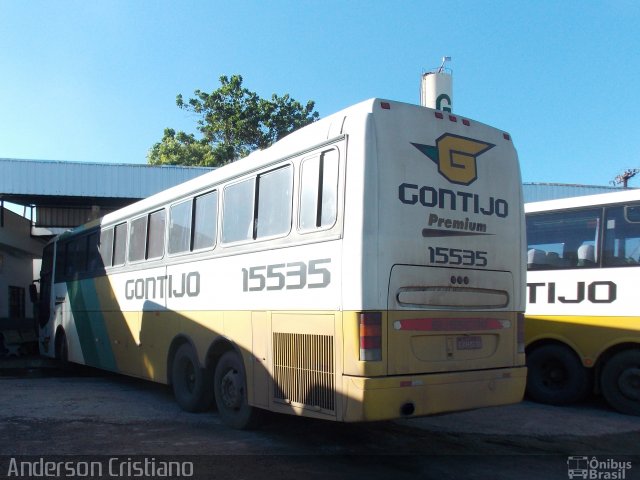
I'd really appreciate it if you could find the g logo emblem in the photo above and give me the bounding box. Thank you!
[412,134,495,186]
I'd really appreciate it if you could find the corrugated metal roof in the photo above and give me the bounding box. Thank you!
[0,160,628,206]
[523,182,627,203]
[0,158,212,199]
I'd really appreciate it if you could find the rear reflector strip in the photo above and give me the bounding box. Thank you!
[393,317,509,332]
[359,312,382,361]
[400,380,425,388]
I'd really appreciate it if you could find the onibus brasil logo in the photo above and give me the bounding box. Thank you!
[567,456,632,479]
[411,133,494,186]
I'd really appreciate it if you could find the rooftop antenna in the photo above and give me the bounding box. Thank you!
[437,56,452,73]
[420,56,453,111]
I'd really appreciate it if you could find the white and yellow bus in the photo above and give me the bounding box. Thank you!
[37,98,526,428]
[525,190,640,415]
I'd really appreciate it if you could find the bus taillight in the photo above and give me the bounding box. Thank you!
[359,312,382,361]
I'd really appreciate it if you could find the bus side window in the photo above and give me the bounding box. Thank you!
[129,216,148,262]
[113,223,127,266]
[65,237,88,277]
[526,208,601,269]
[222,178,255,243]
[87,231,101,272]
[256,166,292,239]
[147,209,166,260]
[603,205,640,266]
[56,241,67,280]
[193,191,218,250]
[99,228,114,267]
[299,149,339,232]
[169,199,192,254]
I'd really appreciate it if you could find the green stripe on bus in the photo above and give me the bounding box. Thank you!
[67,279,118,371]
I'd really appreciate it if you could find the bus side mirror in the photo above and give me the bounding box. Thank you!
[29,284,39,304]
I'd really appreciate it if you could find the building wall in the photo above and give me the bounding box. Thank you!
[0,208,46,327]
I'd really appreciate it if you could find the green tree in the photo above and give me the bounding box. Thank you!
[147,75,319,167]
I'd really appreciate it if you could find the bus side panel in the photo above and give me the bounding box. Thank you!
[340,112,376,311]
[47,278,107,369]
[267,312,340,420]
[526,269,626,317]
[526,268,640,365]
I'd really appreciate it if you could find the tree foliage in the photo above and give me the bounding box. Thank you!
[147,75,319,167]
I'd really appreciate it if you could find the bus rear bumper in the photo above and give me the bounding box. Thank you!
[341,366,527,422]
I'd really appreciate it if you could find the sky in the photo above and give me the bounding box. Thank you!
[1,0,639,187]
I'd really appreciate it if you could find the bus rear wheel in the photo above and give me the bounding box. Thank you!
[526,344,591,405]
[214,350,261,429]
[601,350,640,416]
[171,343,213,412]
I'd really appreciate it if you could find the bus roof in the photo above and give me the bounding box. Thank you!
[525,188,640,214]
[94,98,378,229]
[56,97,512,237]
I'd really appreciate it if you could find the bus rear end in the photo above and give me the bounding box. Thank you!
[342,100,526,421]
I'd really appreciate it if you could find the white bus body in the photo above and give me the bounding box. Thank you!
[38,99,526,427]
[525,189,640,415]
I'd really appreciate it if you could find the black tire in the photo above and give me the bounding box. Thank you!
[214,350,261,429]
[600,350,640,416]
[55,330,70,367]
[171,343,213,413]
[526,344,591,405]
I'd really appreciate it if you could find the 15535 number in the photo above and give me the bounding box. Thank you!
[242,259,331,292]
[427,247,488,267]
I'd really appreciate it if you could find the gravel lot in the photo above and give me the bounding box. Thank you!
[0,364,638,479]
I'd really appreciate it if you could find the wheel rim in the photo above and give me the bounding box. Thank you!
[183,360,196,394]
[541,359,568,390]
[618,367,640,401]
[220,368,243,410]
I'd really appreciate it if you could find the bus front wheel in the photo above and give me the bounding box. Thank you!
[171,343,213,412]
[55,330,69,367]
[213,350,261,429]
[526,344,591,405]
[601,350,640,416]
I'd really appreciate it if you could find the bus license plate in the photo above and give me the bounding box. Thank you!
[456,336,482,350]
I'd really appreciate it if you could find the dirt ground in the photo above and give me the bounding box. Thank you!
[0,364,638,479]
